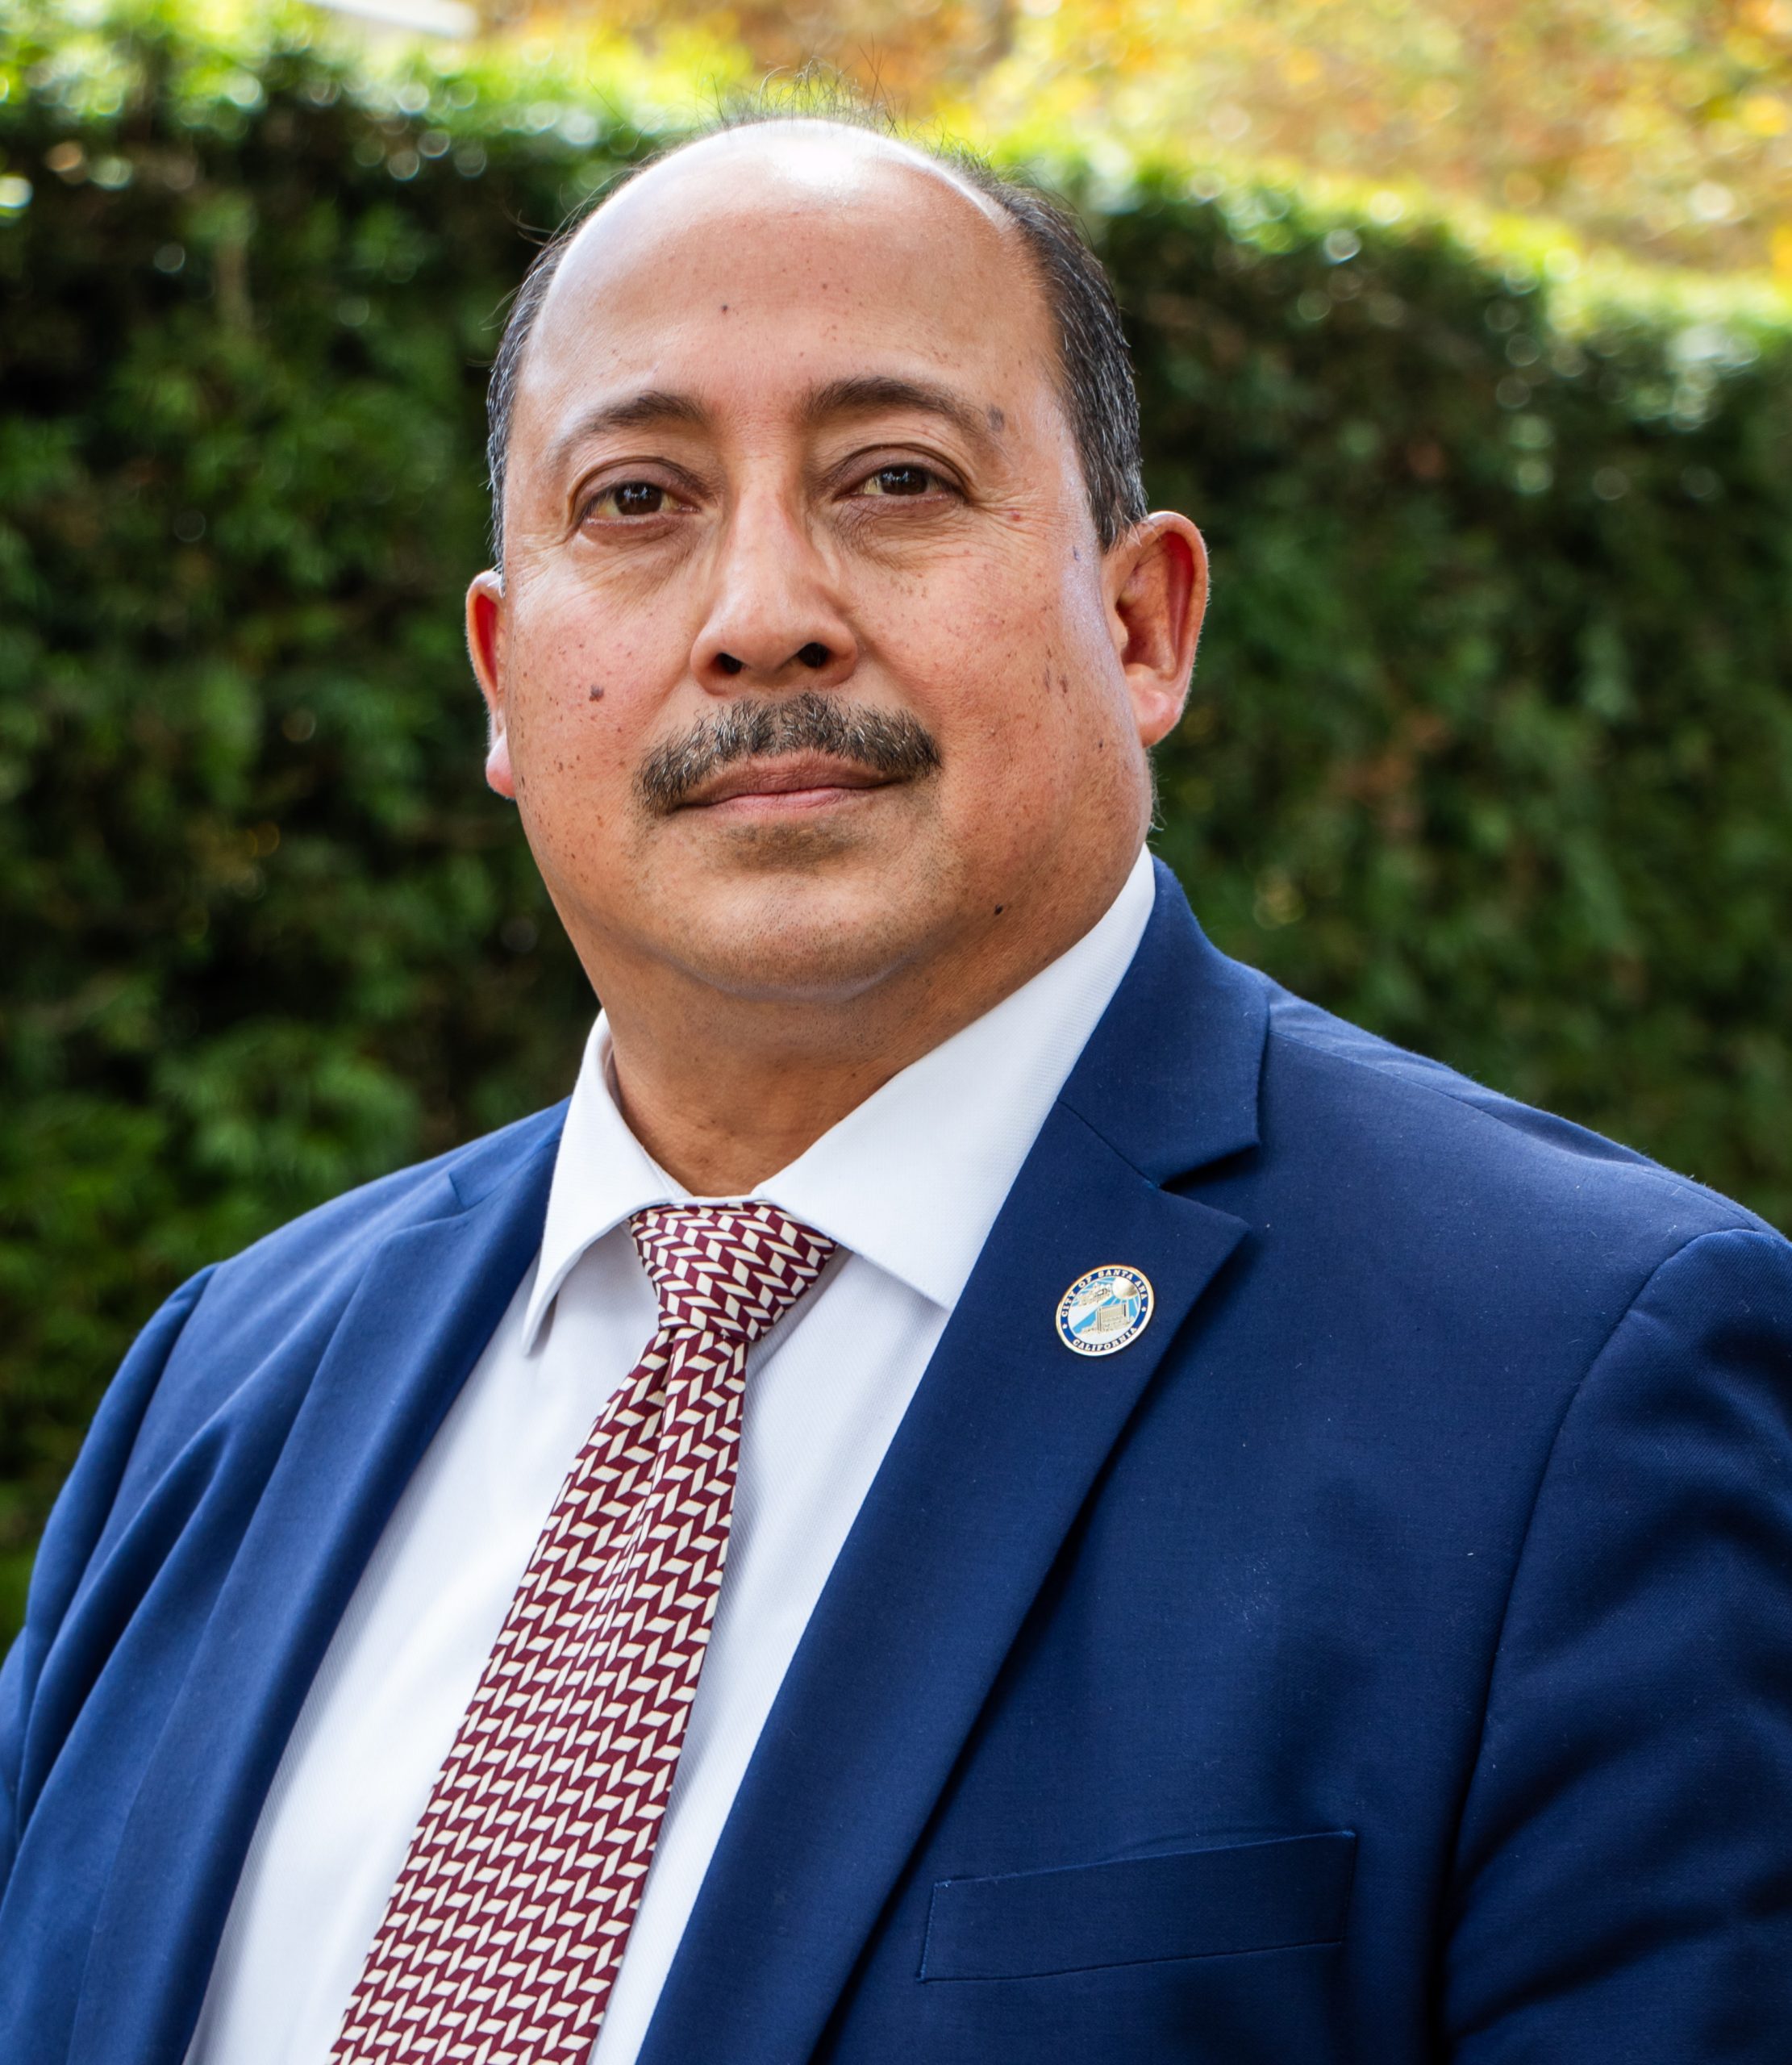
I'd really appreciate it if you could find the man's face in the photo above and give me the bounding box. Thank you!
[470,127,1202,1016]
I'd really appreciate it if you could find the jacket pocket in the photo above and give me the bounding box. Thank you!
[919,1830,1356,1982]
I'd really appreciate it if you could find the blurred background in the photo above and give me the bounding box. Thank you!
[2,0,1790,1638]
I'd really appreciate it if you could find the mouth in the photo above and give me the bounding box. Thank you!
[679,753,901,816]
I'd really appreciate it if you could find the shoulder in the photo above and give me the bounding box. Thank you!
[1161,967,1792,1586]
[1258,982,1768,1243]
[196,1100,566,1309]
[1194,973,1787,1377]
[131,1102,567,1437]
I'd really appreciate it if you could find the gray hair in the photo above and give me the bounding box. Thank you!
[483,104,1148,564]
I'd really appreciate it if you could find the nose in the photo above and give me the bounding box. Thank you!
[690,495,859,696]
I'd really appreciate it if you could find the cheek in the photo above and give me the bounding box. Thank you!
[503,590,687,786]
[894,569,1108,785]
[931,640,1137,879]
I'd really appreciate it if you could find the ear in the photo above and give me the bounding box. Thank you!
[1105,513,1209,748]
[465,569,515,799]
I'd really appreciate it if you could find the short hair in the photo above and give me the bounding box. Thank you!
[483,107,1148,564]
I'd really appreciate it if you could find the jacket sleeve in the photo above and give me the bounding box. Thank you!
[0,1267,215,1888]
[1443,1226,1792,2062]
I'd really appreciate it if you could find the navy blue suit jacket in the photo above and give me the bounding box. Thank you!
[5,863,1792,2063]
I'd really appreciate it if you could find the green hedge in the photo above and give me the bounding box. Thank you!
[3,4,1790,1633]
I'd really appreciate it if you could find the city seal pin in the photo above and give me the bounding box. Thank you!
[1056,1263,1154,1357]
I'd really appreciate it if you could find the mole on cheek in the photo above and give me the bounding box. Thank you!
[987,406,1006,433]
[588,684,606,701]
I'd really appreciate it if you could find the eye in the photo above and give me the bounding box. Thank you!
[856,464,942,499]
[590,479,670,519]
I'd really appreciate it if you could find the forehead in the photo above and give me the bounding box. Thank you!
[513,127,1059,451]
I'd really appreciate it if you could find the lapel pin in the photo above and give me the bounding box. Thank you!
[1056,1264,1154,1357]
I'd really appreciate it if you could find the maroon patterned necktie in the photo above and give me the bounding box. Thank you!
[331,1201,837,2064]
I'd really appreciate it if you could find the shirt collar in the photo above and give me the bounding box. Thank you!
[523,847,1157,1348]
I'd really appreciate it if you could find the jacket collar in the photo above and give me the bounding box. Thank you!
[1058,856,1267,1184]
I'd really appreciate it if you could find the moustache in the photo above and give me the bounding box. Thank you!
[636,692,943,815]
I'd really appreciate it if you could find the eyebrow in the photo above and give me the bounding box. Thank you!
[546,373,1001,483]
[800,374,1000,453]
[546,388,711,481]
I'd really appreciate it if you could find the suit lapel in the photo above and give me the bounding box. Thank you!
[640,868,1269,2065]
[70,1125,560,2065]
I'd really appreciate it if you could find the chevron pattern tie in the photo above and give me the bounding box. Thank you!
[331,1201,837,2065]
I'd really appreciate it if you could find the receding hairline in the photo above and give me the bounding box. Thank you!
[586,117,1018,238]
[525,120,1040,360]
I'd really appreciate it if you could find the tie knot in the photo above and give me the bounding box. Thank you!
[631,1201,836,1345]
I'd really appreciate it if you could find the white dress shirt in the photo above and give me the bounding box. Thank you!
[186,848,1155,2065]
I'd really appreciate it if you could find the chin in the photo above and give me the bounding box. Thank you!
[667,873,945,1006]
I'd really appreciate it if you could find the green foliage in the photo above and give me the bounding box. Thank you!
[2,4,1790,1633]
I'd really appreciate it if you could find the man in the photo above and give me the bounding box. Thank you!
[2,111,1790,2065]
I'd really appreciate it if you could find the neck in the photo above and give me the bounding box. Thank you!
[595,865,1137,1195]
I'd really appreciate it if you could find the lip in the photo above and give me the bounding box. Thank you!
[680,753,899,814]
